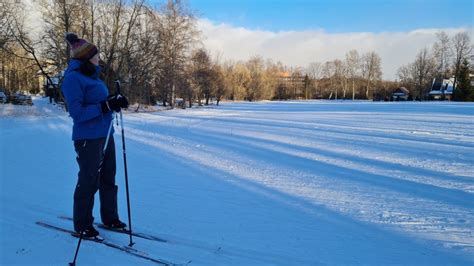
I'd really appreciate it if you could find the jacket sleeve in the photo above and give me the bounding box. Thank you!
[61,74,103,123]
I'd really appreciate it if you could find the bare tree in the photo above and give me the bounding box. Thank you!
[345,49,360,100]
[157,0,199,108]
[306,62,322,98]
[246,56,265,101]
[432,31,452,78]
[95,0,127,87]
[231,62,250,101]
[220,61,235,101]
[261,59,280,100]
[190,48,212,105]
[0,0,15,48]
[177,64,193,108]
[361,51,382,99]
[1,0,56,96]
[212,63,227,106]
[287,67,303,99]
[0,0,14,90]
[40,0,87,73]
[411,48,436,100]
[322,60,336,99]
[125,5,162,106]
[396,63,413,88]
[333,59,348,99]
[115,0,146,79]
[451,31,472,91]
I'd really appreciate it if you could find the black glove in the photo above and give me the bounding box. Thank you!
[101,94,129,113]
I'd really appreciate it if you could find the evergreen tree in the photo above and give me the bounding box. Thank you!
[453,59,473,101]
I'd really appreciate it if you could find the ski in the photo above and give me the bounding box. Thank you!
[36,221,174,265]
[71,232,105,242]
[58,216,167,243]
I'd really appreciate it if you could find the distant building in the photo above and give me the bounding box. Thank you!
[276,71,306,100]
[428,77,454,100]
[391,87,410,101]
[278,71,291,82]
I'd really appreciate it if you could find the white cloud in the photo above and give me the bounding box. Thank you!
[20,1,471,81]
[23,0,44,40]
[198,19,472,80]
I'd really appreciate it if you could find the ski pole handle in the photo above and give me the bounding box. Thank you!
[115,80,121,95]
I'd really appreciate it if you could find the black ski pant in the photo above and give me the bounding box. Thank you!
[73,136,119,232]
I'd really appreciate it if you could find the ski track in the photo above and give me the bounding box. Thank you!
[1,98,473,265]
[123,107,474,254]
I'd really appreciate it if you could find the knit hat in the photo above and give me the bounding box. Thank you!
[65,33,98,61]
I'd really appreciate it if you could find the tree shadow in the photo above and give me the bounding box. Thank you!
[123,129,472,265]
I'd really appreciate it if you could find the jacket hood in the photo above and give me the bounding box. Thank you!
[65,59,81,75]
[65,59,101,78]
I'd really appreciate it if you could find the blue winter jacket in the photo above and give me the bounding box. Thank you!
[61,59,114,140]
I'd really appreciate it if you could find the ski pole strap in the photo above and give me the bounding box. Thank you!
[103,118,114,154]
[115,80,121,94]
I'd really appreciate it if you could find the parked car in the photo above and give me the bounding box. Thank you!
[0,91,6,104]
[10,93,33,105]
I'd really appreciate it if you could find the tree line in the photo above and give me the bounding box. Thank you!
[1,0,473,109]
[1,0,200,108]
[397,31,473,101]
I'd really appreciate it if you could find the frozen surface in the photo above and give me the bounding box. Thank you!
[1,98,473,265]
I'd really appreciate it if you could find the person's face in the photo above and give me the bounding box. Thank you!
[89,53,100,66]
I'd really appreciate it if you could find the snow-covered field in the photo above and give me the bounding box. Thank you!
[1,97,473,265]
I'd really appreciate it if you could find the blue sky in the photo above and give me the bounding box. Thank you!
[147,0,473,80]
[188,0,473,32]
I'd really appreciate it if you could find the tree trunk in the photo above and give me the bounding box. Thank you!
[365,77,371,99]
[170,83,175,109]
[352,79,355,100]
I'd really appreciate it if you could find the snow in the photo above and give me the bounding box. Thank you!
[1,97,473,265]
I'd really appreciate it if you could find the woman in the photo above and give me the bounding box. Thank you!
[62,33,129,238]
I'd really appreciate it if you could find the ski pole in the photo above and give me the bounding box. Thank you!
[115,80,134,247]
[70,119,115,266]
